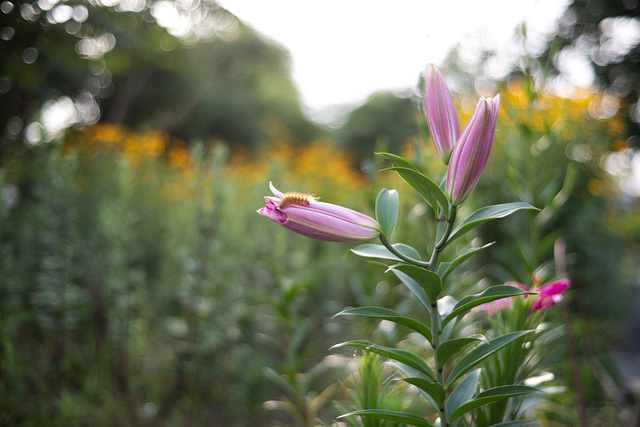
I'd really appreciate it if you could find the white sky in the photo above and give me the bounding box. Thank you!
[220,0,570,116]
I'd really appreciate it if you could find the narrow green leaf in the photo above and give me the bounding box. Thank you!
[488,420,540,427]
[376,189,399,237]
[263,367,298,403]
[449,385,542,422]
[401,377,446,407]
[392,363,440,411]
[351,243,422,262]
[386,166,449,217]
[389,264,442,302]
[335,306,432,343]
[447,202,539,243]
[445,369,479,420]
[332,340,435,381]
[436,335,486,365]
[334,403,358,427]
[390,269,432,313]
[376,152,420,171]
[437,243,495,284]
[441,285,531,328]
[446,331,534,387]
[339,409,434,427]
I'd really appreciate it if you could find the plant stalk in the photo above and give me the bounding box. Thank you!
[431,298,447,426]
[429,205,457,268]
[429,204,456,426]
[379,234,430,269]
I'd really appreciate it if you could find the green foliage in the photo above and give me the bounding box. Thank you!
[339,352,428,427]
[0,142,371,426]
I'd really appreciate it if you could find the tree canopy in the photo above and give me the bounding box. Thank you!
[0,0,318,157]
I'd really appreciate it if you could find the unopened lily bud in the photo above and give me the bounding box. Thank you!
[446,95,500,206]
[424,64,460,164]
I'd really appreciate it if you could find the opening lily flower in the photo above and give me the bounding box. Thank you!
[258,182,380,242]
[424,64,460,164]
[446,94,500,206]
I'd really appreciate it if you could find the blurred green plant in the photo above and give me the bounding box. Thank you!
[337,351,428,427]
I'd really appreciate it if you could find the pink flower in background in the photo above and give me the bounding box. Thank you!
[446,95,500,206]
[475,282,529,315]
[424,64,460,164]
[476,279,570,316]
[530,278,570,312]
[258,182,380,242]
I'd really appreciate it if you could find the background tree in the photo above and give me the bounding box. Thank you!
[0,0,319,158]
[543,0,640,144]
[334,91,419,164]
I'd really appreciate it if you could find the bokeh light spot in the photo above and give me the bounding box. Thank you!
[0,1,14,14]
[1,26,15,41]
[22,47,38,64]
[6,116,23,136]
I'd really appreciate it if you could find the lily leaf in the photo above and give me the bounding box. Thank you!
[339,409,434,427]
[449,385,542,422]
[390,269,432,313]
[447,203,538,243]
[332,340,435,381]
[441,285,531,328]
[351,243,421,262]
[335,306,431,343]
[436,335,487,365]
[437,243,495,284]
[377,152,420,171]
[392,363,440,411]
[376,188,399,238]
[446,331,534,387]
[445,369,479,420]
[401,377,446,407]
[488,421,540,427]
[385,166,449,217]
[388,264,442,302]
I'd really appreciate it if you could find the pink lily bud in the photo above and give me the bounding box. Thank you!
[531,279,570,312]
[258,182,380,242]
[424,64,460,163]
[446,94,500,206]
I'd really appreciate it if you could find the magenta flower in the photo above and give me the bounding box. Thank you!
[425,64,460,164]
[531,279,570,312]
[258,182,380,242]
[446,95,500,206]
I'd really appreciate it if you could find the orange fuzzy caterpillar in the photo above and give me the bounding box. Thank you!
[279,192,317,209]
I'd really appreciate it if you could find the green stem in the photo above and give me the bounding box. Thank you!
[431,299,447,425]
[379,234,430,269]
[429,205,456,427]
[428,205,457,268]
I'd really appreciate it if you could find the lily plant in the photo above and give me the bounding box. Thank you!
[258,64,551,427]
